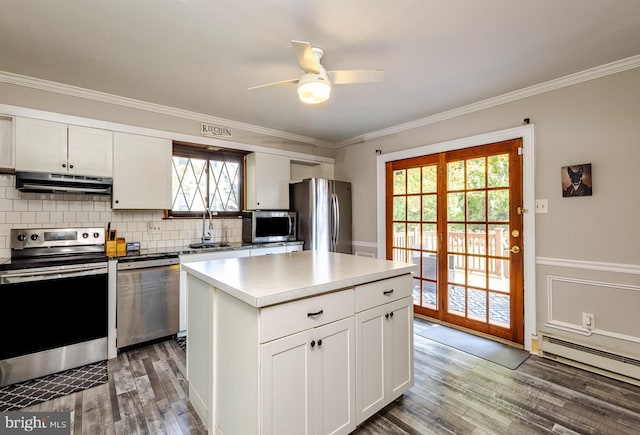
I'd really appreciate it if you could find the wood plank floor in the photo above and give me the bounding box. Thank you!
[21,319,640,434]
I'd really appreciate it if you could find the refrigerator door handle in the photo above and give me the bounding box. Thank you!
[331,193,340,250]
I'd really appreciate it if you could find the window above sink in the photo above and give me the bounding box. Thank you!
[168,142,249,219]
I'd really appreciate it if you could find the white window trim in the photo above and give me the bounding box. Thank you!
[375,124,536,351]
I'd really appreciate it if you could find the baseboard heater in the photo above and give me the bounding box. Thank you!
[540,334,640,387]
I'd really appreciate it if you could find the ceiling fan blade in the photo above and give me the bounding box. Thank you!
[328,69,384,85]
[291,40,321,74]
[247,78,299,91]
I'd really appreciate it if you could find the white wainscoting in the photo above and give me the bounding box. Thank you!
[539,257,640,344]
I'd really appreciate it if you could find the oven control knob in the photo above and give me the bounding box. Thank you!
[30,234,39,241]
[93,232,100,238]
[82,232,89,239]
[17,234,26,242]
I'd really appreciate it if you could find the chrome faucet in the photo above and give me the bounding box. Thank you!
[201,211,212,243]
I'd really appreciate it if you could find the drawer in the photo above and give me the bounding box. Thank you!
[260,289,354,343]
[355,274,413,312]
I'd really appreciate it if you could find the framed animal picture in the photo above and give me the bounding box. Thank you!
[561,163,592,197]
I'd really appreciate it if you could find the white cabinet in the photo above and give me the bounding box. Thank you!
[261,317,355,435]
[287,243,303,252]
[193,285,356,435]
[354,275,414,424]
[185,265,414,435]
[0,116,13,170]
[15,117,113,177]
[245,152,290,210]
[112,132,172,209]
[251,243,302,256]
[290,160,334,183]
[250,245,287,256]
[178,248,251,332]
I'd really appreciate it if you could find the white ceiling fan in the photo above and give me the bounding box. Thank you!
[248,40,384,104]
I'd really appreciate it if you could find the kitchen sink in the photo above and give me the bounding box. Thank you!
[188,241,231,249]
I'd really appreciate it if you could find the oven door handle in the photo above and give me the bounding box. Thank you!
[0,263,108,284]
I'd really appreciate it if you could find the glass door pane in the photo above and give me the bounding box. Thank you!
[444,153,510,325]
[386,139,523,344]
[387,158,439,311]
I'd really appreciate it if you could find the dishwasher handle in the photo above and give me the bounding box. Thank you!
[117,257,180,270]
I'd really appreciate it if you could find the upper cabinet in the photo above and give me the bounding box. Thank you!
[112,132,172,209]
[15,117,113,177]
[0,116,13,170]
[245,152,290,210]
[290,160,334,183]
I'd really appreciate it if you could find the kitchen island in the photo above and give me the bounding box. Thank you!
[182,250,416,435]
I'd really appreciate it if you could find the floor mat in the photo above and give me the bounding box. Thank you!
[0,361,108,412]
[175,335,186,352]
[414,319,530,370]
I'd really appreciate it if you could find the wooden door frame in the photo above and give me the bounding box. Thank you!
[375,125,536,351]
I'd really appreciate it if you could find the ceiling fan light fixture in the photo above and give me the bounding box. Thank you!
[297,74,331,104]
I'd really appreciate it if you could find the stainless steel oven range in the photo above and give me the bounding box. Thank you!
[0,227,108,387]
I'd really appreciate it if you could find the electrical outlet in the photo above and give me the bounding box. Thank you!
[582,312,595,330]
[148,221,161,232]
[535,199,548,214]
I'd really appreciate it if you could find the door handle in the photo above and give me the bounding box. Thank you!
[331,193,339,250]
[505,245,520,254]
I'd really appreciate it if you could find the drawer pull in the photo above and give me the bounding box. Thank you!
[307,309,324,317]
[383,289,394,295]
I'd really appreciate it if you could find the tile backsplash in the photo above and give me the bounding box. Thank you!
[0,174,243,258]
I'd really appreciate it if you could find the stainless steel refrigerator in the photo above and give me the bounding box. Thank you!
[290,178,352,253]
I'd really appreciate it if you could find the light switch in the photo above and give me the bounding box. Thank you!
[535,199,548,214]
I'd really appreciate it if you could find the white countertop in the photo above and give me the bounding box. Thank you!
[181,251,416,308]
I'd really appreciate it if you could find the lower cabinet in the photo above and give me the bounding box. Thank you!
[251,245,287,256]
[354,274,414,424]
[286,243,303,252]
[261,317,355,435]
[186,272,413,434]
[178,248,251,332]
[355,296,413,423]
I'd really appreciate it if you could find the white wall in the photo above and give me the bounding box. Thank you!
[335,68,640,355]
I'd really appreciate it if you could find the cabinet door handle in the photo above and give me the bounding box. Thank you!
[385,313,389,319]
[390,312,394,318]
[307,309,323,317]
[383,289,394,295]
[317,339,322,347]
[62,163,67,168]
[310,340,316,348]
[69,164,74,169]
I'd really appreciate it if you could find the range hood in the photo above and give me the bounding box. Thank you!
[15,171,112,195]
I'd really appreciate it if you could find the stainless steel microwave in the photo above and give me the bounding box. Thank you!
[242,210,297,243]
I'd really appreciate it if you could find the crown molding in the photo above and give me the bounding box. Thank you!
[335,54,640,147]
[0,70,334,148]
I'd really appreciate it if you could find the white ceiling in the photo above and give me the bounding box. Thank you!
[1,0,639,147]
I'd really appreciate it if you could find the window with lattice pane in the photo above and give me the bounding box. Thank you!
[169,144,246,217]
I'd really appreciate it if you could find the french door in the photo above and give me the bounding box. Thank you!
[386,139,524,344]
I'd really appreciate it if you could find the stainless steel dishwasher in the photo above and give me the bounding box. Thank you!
[116,255,180,349]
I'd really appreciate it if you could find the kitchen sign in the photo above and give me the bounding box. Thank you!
[201,123,232,140]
